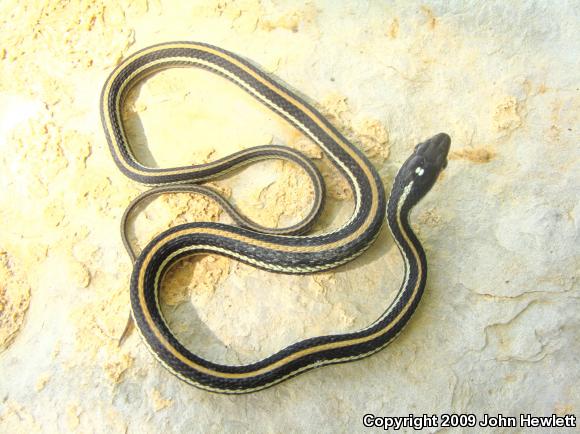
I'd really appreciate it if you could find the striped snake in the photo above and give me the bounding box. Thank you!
[100,42,451,394]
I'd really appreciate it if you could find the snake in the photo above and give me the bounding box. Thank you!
[100,41,451,394]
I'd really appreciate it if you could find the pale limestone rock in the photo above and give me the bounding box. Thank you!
[0,1,578,433]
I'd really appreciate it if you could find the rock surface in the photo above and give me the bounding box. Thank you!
[0,1,578,433]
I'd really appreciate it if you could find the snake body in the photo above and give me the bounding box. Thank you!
[100,41,450,393]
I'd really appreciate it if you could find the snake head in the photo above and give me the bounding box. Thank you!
[398,133,451,201]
